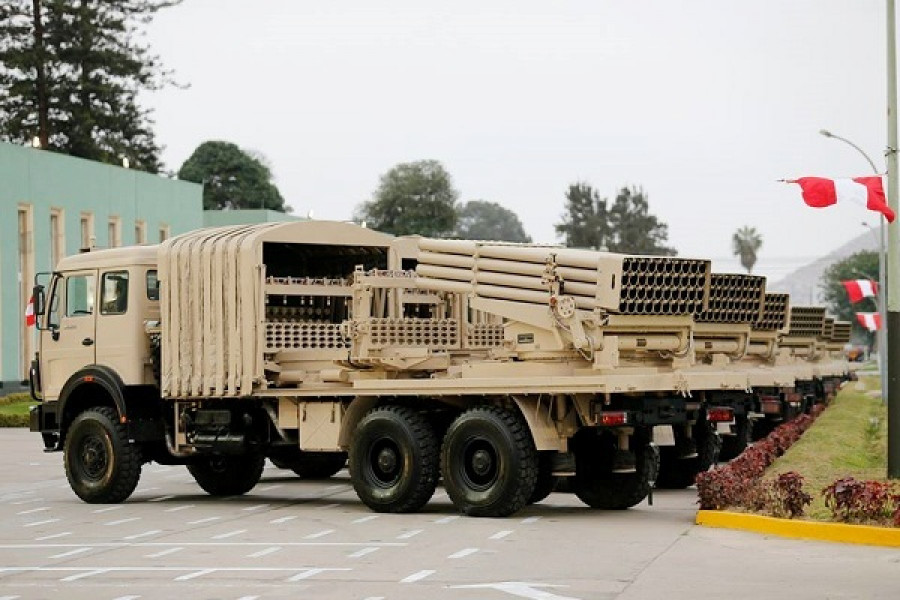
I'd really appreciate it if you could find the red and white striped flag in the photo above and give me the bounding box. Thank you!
[789,176,895,223]
[25,295,35,327]
[842,279,878,303]
[856,312,882,331]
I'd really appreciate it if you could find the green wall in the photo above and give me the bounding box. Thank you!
[0,142,202,387]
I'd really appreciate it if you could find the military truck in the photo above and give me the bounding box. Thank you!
[30,221,762,517]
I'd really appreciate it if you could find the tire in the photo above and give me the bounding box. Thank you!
[64,406,142,504]
[571,429,653,510]
[719,416,752,461]
[528,451,558,504]
[188,454,265,496]
[656,423,721,489]
[348,406,438,513]
[441,406,538,518]
[270,451,347,479]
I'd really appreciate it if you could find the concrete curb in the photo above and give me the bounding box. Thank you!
[696,510,900,547]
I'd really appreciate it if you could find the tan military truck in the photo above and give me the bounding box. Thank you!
[30,221,748,517]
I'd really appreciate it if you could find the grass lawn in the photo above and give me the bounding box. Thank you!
[765,375,888,520]
[0,393,33,426]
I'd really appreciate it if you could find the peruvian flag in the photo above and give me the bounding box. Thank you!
[25,295,35,328]
[790,176,895,223]
[842,279,878,303]
[856,312,882,331]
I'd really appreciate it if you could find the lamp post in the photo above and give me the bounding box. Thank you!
[819,130,888,404]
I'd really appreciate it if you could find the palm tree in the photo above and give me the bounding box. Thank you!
[732,226,763,274]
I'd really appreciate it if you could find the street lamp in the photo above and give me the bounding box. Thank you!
[819,129,888,402]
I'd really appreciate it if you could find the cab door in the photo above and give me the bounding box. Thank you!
[41,270,97,400]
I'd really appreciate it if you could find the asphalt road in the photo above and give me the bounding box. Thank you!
[1,428,898,600]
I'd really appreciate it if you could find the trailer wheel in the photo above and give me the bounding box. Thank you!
[441,406,537,517]
[528,451,558,504]
[64,407,142,504]
[719,416,752,461]
[571,430,652,510]
[270,452,347,479]
[349,406,438,513]
[188,454,265,496]
[656,423,721,489]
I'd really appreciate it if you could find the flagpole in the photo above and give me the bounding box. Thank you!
[885,0,900,479]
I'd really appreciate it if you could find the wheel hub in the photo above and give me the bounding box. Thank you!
[80,435,108,479]
[377,447,398,474]
[470,449,493,476]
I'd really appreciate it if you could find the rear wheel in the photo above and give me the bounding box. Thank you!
[719,416,752,461]
[188,454,265,496]
[64,407,142,503]
[441,406,537,517]
[348,406,438,513]
[571,429,653,510]
[656,422,721,489]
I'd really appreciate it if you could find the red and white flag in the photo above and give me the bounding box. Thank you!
[25,295,35,327]
[856,312,882,331]
[842,279,878,303]
[790,176,895,223]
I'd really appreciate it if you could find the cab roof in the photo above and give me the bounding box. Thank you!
[56,245,159,271]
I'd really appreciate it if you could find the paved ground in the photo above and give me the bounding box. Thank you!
[1,428,898,600]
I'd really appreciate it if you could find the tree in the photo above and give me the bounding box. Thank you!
[555,183,611,250]
[356,160,458,237]
[555,183,675,255]
[455,200,532,242]
[177,141,288,211]
[732,226,763,273]
[0,0,179,172]
[607,186,675,255]
[819,250,879,343]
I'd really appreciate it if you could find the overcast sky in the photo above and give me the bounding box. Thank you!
[146,1,891,280]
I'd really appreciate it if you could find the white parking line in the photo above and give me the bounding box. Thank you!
[35,532,71,541]
[163,504,193,513]
[257,484,282,492]
[489,530,513,540]
[397,529,423,539]
[363,597,385,600]
[286,568,330,582]
[186,516,221,525]
[174,568,216,581]
[10,498,42,505]
[400,569,436,583]
[435,515,459,524]
[236,597,259,600]
[105,517,140,526]
[112,596,140,600]
[242,504,270,512]
[23,518,60,528]
[50,547,92,559]
[147,495,175,502]
[248,546,281,558]
[348,547,380,559]
[16,507,49,515]
[324,484,346,491]
[61,568,109,582]
[351,515,379,524]
[92,506,121,514]
[448,548,479,559]
[269,515,297,524]
[0,595,20,600]
[212,529,247,540]
[145,547,183,558]
[318,503,340,509]
[303,529,334,539]
[521,516,541,524]
[123,530,161,541]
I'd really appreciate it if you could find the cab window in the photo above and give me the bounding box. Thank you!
[101,271,129,315]
[146,269,159,301]
[65,274,95,317]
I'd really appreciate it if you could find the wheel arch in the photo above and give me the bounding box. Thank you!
[59,365,127,442]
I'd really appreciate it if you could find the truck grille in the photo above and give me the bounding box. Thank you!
[618,257,710,316]
[786,306,826,338]
[694,273,765,324]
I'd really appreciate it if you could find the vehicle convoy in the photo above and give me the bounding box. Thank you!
[28,221,850,517]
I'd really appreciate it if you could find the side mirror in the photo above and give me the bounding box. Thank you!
[32,284,45,317]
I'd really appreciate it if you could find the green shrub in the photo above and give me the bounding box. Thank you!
[0,413,29,427]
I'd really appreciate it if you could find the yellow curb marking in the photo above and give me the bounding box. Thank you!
[696,510,900,548]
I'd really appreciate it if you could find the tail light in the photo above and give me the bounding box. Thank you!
[599,411,629,426]
[706,407,734,423]
[759,395,781,415]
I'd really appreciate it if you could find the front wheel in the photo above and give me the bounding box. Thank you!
[441,406,538,517]
[188,454,265,496]
[571,429,653,510]
[64,406,142,503]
